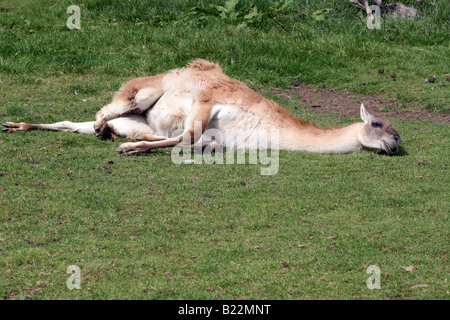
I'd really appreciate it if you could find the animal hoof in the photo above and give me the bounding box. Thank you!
[116,147,139,156]
[1,122,14,133]
[116,143,143,156]
[94,121,112,140]
[116,146,125,155]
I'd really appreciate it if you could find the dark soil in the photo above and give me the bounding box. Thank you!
[270,84,448,125]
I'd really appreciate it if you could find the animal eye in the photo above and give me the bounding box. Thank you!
[371,121,383,128]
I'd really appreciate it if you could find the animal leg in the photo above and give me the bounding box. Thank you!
[1,121,96,134]
[1,115,168,142]
[116,137,187,156]
[107,115,168,141]
[94,74,165,138]
[116,100,213,155]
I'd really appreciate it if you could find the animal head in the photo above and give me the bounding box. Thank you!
[359,104,401,155]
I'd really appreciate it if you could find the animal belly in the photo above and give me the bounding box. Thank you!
[147,95,192,137]
[206,105,267,150]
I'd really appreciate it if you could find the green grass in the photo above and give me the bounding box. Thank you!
[0,0,449,300]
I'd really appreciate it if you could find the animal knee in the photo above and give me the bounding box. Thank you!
[95,105,109,121]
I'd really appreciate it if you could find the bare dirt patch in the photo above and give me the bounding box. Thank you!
[270,84,448,124]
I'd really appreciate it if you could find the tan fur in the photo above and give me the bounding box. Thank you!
[2,59,401,156]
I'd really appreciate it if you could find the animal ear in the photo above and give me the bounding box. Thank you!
[360,103,373,124]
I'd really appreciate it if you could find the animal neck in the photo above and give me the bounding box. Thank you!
[279,122,365,153]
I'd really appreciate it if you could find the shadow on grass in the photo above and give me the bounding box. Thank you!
[395,145,408,156]
[375,145,408,157]
[381,145,408,157]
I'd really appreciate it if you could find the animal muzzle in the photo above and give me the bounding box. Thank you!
[381,139,399,155]
[382,126,401,154]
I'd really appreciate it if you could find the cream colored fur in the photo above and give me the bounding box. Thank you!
[2,59,401,156]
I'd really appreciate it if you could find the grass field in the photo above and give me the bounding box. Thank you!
[0,0,449,300]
